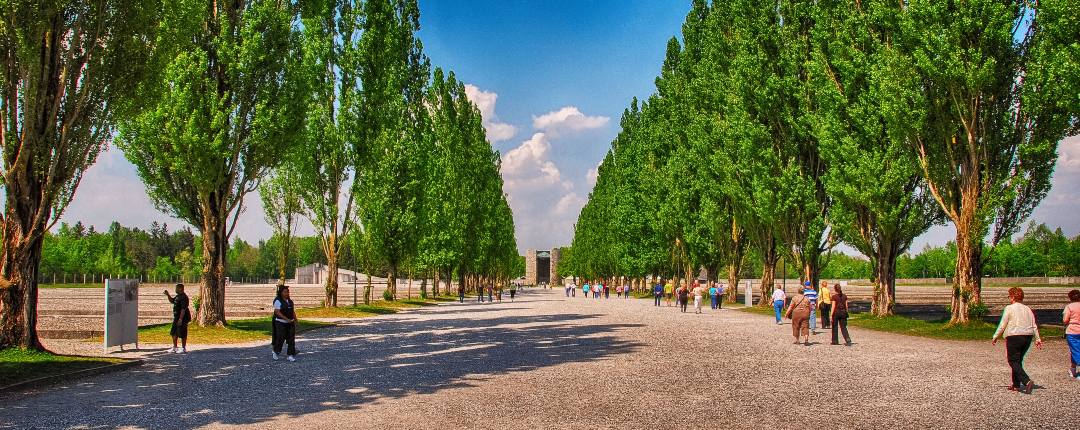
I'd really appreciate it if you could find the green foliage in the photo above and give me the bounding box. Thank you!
[117,0,304,324]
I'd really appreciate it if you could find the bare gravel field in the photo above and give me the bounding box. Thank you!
[2,288,1077,429]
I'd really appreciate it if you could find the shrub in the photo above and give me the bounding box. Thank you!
[382,288,393,301]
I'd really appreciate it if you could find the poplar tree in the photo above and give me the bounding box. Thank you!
[294,0,359,307]
[812,0,942,316]
[118,0,302,326]
[881,0,1079,322]
[0,0,167,348]
[353,0,430,300]
[259,164,304,286]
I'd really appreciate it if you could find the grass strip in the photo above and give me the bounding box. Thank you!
[0,348,126,387]
[89,318,332,345]
[737,306,1066,340]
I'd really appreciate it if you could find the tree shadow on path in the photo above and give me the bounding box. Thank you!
[1,310,643,429]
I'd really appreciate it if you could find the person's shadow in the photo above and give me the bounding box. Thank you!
[1,311,644,428]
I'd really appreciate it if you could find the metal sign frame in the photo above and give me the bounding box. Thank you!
[104,278,139,353]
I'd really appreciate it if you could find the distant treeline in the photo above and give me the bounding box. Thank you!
[781,222,1079,280]
[40,221,356,283]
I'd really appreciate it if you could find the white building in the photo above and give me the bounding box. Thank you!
[294,263,363,285]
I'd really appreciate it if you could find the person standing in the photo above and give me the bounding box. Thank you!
[458,283,466,303]
[571,281,577,297]
[786,288,811,345]
[477,285,484,302]
[604,283,610,299]
[653,281,664,307]
[677,283,690,313]
[771,287,787,324]
[830,284,852,346]
[992,287,1043,394]
[487,285,494,303]
[584,282,590,298]
[709,284,718,310]
[509,284,517,302]
[1062,289,1080,380]
[802,282,818,334]
[692,282,706,314]
[819,281,832,330]
[164,284,191,353]
[716,283,725,310]
[272,285,299,362]
[665,280,675,307]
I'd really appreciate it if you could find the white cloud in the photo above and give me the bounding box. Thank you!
[463,84,517,143]
[1059,135,1080,172]
[553,192,587,217]
[531,106,609,137]
[500,133,571,192]
[585,161,601,188]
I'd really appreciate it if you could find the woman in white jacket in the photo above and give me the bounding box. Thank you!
[991,287,1043,394]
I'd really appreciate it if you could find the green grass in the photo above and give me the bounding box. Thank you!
[90,318,332,345]
[739,304,778,316]
[294,297,446,319]
[847,313,1065,341]
[737,305,1066,341]
[0,348,126,387]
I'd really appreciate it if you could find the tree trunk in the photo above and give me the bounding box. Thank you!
[758,242,778,307]
[726,262,740,304]
[324,239,339,307]
[408,271,413,299]
[0,229,45,350]
[277,218,292,286]
[364,272,372,305]
[871,242,898,317]
[199,204,228,327]
[433,270,440,298]
[950,220,983,324]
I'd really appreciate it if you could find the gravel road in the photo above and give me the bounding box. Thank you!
[2,288,1078,429]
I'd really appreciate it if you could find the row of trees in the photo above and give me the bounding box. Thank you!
[0,0,519,350]
[562,0,1078,323]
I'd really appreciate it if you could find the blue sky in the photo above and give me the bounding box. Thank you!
[62,1,1080,256]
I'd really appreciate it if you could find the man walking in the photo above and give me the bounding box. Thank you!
[803,281,818,334]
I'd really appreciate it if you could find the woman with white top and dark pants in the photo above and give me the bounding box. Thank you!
[992,287,1042,394]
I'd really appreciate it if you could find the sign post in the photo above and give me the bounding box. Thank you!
[104,279,139,353]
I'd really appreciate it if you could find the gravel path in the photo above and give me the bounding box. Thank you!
[2,288,1078,429]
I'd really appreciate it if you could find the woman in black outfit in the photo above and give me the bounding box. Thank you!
[831,284,852,346]
[677,284,689,313]
[272,285,298,362]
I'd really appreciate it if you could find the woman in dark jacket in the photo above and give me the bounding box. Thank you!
[272,285,298,362]
[831,285,852,346]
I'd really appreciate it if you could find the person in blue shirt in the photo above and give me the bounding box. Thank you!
[716,283,726,309]
[708,285,718,310]
[583,283,590,298]
[653,281,664,306]
[803,281,818,334]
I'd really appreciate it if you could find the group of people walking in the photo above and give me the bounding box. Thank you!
[989,287,1080,394]
[773,281,851,346]
[564,281,634,300]
[457,284,517,303]
[645,279,729,313]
